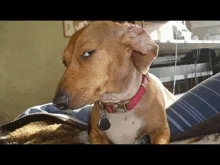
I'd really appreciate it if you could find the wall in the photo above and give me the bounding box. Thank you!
[190,21,220,38]
[135,21,173,41]
[0,21,68,125]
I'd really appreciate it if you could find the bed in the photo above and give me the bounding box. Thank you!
[1,73,220,144]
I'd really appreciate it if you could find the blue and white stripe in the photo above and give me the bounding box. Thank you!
[167,73,220,135]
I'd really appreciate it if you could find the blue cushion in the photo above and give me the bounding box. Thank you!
[167,72,220,135]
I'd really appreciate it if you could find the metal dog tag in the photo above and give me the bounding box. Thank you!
[98,115,111,131]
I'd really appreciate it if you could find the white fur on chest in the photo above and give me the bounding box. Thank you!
[103,110,142,144]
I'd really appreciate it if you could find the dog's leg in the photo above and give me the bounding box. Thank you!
[90,129,109,144]
[90,103,110,144]
[149,127,170,144]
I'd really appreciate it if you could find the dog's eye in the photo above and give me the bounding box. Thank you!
[82,50,96,58]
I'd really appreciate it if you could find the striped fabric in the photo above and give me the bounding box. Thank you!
[167,72,220,135]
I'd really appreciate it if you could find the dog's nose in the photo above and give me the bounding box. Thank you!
[53,94,69,110]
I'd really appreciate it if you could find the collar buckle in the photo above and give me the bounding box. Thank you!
[98,101,128,113]
[114,100,129,112]
[98,101,105,111]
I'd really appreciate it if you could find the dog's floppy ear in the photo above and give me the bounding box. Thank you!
[121,23,159,74]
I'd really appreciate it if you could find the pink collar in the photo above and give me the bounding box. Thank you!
[101,73,150,113]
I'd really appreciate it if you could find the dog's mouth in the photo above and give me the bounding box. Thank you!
[53,91,96,111]
[53,72,108,111]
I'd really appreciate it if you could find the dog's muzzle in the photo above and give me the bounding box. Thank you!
[53,94,69,110]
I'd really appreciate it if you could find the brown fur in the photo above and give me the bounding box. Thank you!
[0,120,89,144]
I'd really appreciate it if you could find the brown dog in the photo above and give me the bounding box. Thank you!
[53,21,174,144]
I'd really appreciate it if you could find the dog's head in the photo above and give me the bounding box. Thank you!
[53,21,158,110]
